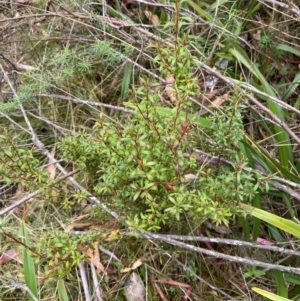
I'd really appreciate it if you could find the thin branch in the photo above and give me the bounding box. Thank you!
[187,149,300,201]
[27,112,73,134]
[258,0,300,17]
[192,148,300,191]
[0,277,40,301]
[197,63,300,145]
[270,181,300,201]
[37,94,134,114]
[0,169,80,216]
[79,262,92,301]
[0,112,31,134]
[200,62,300,114]
[147,244,239,301]
[142,232,300,275]
[142,233,300,257]
[90,263,104,301]
[0,190,40,217]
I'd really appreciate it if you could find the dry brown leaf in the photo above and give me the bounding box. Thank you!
[47,146,56,179]
[149,274,169,301]
[121,258,143,273]
[154,277,191,300]
[78,242,107,275]
[144,10,160,26]
[0,249,21,264]
[158,278,191,288]
[204,89,218,99]
[165,75,177,102]
[64,221,95,232]
[209,93,230,108]
[252,30,261,40]
[203,219,231,234]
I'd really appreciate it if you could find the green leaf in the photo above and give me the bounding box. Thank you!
[241,136,299,183]
[20,222,38,301]
[285,274,300,285]
[252,287,292,301]
[282,72,300,102]
[275,44,300,56]
[57,279,69,301]
[184,0,216,23]
[269,270,288,298]
[124,102,213,129]
[121,61,133,100]
[228,41,293,167]
[243,204,300,238]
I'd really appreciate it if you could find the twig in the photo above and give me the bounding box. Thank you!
[258,0,300,16]
[0,277,40,301]
[79,262,92,301]
[26,112,73,135]
[142,232,300,275]
[0,169,80,216]
[0,190,40,217]
[190,148,300,190]
[188,149,300,201]
[142,233,300,257]
[148,243,238,301]
[1,64,121,221]
[197,63,300,145]
[149,274,170,301]
[99,245,121,262]
[36,93,134,114]
[199,62,300,115]
[90,263,104,301]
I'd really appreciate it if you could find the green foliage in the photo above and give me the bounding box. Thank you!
[0,0,299,298]
[208,91,246,154]
[35,230,93,278]
[0,99,22,114]
[60,42,258,231]
[243,266,266,279]
[0,135,50,190]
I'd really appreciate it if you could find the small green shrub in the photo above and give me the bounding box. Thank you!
[35,230,91,278]
[60,41,258,231]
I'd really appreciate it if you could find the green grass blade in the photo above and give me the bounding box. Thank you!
[252,287,292,301]
[239,216,250,241]
[268,225,285,242]
[228,40,293,167]
[243,204,300,238]
[282,72,300,102]
[185,0,218,23]
[285,274,300,285]
[121,61,133,100]
[282,193,295,219]
[269,270,288,298]
[20,222,38,301]
[275,44,300,56]
[251,194,261,241]
[241,137,299,183]
[57,279,69,301]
